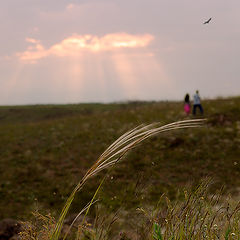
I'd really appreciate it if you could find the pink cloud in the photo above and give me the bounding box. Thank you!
[17,33,154,63]
[25,38,40,44]
[66,3,75,10]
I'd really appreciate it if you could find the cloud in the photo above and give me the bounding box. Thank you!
[66,3,75,10]
[25,38,40,44]
[16,33,154,63]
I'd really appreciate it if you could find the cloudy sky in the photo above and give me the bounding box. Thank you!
[0,0,239,105]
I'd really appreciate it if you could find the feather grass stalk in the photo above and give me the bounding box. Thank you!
[50,119,206,240]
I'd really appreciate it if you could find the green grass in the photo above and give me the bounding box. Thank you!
[19,180,240,240]
[49,119,205,240]
[0,97,240,222]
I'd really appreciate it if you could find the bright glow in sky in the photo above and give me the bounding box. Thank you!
[0,0,240,105]
[17,33,154,63]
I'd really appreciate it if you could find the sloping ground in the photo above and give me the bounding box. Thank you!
[0,97,239,220]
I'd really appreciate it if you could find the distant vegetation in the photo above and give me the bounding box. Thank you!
[0,97,240,239]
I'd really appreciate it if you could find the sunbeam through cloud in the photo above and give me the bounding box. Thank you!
[17,33,154,63]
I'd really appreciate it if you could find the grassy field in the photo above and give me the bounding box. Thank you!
[0,97,240,223]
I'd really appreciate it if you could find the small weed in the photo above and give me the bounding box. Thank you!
[153,222,163,240]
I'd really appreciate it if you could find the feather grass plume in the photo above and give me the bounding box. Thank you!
[50,119,206,240]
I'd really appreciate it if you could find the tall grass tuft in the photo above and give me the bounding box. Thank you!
[136,180,240,240]
[50,119,206,240]
[19,180,240,240]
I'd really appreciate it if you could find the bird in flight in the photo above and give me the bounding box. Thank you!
[203,18,212,24]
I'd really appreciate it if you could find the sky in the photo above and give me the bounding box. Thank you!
[0,0,239,105]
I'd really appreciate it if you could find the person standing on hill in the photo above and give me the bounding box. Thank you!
[184,93,191,115]
[193,90,204,115]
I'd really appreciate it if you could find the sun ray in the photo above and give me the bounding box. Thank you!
[10,33,161,103]
[65,57,85,102]
[1,61,26,104]
[130,51,175,100]
[111,51,139,99]
[94,54,107,101]
[110,49,174,101]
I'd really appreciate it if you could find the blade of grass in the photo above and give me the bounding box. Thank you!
[50,119,206,240]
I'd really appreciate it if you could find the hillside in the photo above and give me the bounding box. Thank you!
[0,97,240,220]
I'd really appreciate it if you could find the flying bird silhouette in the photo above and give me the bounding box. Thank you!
[203,18,212,24]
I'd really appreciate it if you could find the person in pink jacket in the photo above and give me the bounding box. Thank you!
[184,93,191,115]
